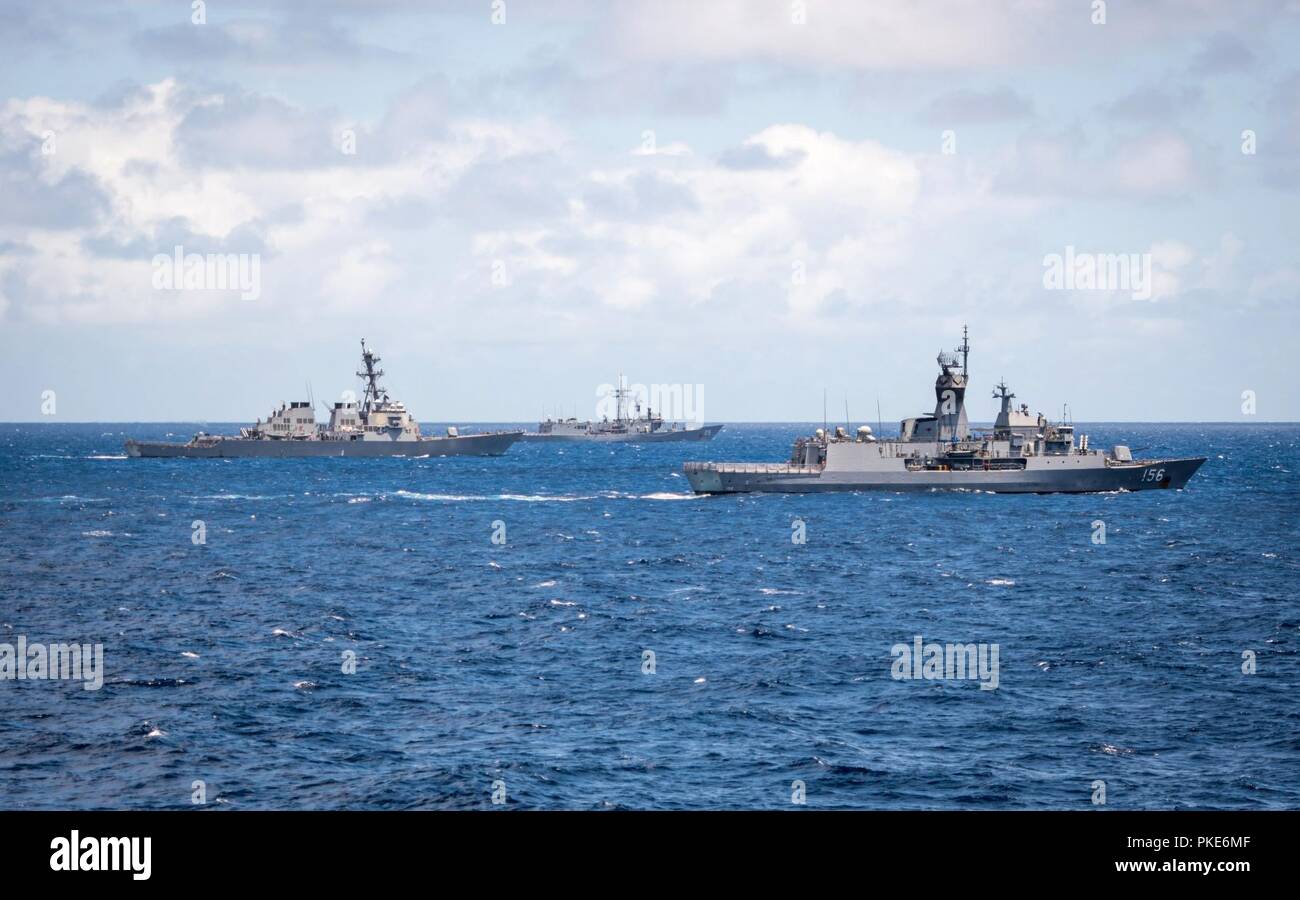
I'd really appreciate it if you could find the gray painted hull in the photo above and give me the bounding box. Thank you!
[521,424,724,444]
[685,456,1206,494]
[125,431,523,458]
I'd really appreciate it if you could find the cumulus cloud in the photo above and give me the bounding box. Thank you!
[0,80,568,325]
[176,92,341,169]
[0,147,110,229]
[582,172,698,220]
[0,1,1293,421]
[559,125,927,318]
[6,74,993,334]
[0,71,1246,348]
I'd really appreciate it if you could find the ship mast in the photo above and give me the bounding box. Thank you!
[357,338,386,417]
[958,324,970,379]
[614,372,629,423]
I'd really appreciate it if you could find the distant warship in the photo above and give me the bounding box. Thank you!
[125,340,522,458]
[685,327,1205,494]
[522,376,723,443]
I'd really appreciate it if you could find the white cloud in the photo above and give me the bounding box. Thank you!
[550,125,925,318]
[0,74,1283,425]
[0,82,567,326]
[601,0,1260,72]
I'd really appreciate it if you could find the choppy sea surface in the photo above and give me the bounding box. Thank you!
[1,422,1296,810]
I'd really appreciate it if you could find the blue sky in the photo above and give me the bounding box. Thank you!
[1,0,1297,422]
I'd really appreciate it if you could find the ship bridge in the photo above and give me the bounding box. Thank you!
[899,325,972,443]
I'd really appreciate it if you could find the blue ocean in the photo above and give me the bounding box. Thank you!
[1,422,1296,809]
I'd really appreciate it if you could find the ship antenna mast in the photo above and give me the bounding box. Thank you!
[958,324,970,379]
[357,338,385,417]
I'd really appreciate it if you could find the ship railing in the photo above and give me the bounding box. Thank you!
[684,462,820,475]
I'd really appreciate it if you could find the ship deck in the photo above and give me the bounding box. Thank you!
[684,461,821,475]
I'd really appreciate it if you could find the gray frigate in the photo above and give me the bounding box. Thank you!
[522,376,723,443]
[125,340,522,458]
[684,328,1205,494]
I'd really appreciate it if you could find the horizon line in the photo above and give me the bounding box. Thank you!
[3,419,1295,426]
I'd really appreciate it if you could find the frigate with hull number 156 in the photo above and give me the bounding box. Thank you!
[684,328,1205,494]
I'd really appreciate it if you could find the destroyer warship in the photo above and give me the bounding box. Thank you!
[684,328,1205,494]
[522,377,723,443]
[125,340,522,458]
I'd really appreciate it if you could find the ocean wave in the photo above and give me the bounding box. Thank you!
[393,490,594,502]
[390,489,698,503]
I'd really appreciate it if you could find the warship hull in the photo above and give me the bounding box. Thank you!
[126,431,522,459]
[685,456,1207,494]
[521,424,724,444]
